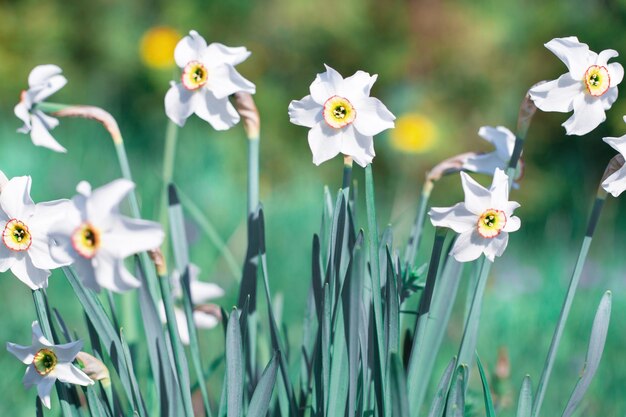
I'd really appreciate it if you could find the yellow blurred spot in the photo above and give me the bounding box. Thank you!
[390,113,437,154]
[140,26,181,69]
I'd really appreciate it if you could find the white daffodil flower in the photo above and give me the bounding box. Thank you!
[7,321,93,409]
[601,117,626,197]
[0,176,71,289]
[529,36,624,136]
[159,264,224,345]
[164,30,255,129]
[288,64,396,167]
[14,65,68,153]
[463,126,517,175]
[50,179,164,293]
[429,168,521,262]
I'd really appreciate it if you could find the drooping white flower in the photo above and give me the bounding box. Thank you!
[601,117,626,197]
[50,179,164,293]
[164,30,255,130]
[288,64,396,167]
[14,65,68,153]
[529,37,624,136]
[159,264,224,345]
[463,126,517,175]
[429,168,521,262]
[7,321,93,409]
[0,176,71,289]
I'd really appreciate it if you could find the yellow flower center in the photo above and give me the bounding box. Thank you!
[2,219,32,251]
[182,61,209,90]
[323,96,356,129]
[33,348,57,376]
[477,209,506,238]
[584,65,610,97]
[72,223,101,259]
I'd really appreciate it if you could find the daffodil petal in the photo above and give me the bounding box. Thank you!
[28,65,63,88]
[562,94,606,136]
[30,113,66,153]
[288,95,322,128]
[602,165,626,197]
[484,233,509,262]
[341,125,374,167]
[37,375,55,409]
[86,179,135,227]
[0,243,17,272]
[193,89,240,130]
[209,64,255,99]
[338,71,377,100]
[429,202,476,233]
[503,215,521,233]
[309,65,343,104]
[10,256,50,290]
[529,73,580,113]
[596,49,618,67]
[102,216,164,259]
[174,30,207,68]
[203,43,251,67]
[603,135,626,156]
[7,342,35,364]
[545,36,591,80]
[451,230,485,263]
[14,102,31,128]
[73,257,101,292]
[23,365,40,388]
[478,126,516,161]
[53,340,83,363]
[307,123,342,166]
[489,168,510,209]
[190,281,224,304]
[94,251,141,293]
[608,63,624,87]
[28,238,66,270]
[194,310,219,329]
[460,172,491,214]
[462,153,505,176]
[31,322,53,347]
[0,176,35,220]
[600,87,618,110]
[352,97,395,136]
[174,307,191,345]
[164,83,196,127]
[29,74,67,104]
[54,363,93,386]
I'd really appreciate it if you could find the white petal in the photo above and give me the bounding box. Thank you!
[93,251,141,293]
[603,135,626,156]
[23,365,41,388]
[202,43,251,67]
[596,49,618,67]
[450,230,485,263]
[174,307,190,345]
[30,199,73,236]
[528,73,581,113]
[488,168,510,209]
[309,65,343,104]
[28,237,68,270]
[477,126,515,161]
[29,74,67,104]
[600,86,618,110]
[288,95,322,128]
[352,97,395,136]
[340,125,374,167]
[337,71,377,100]
[307,122,342,166]
[190,281,224,304]
[460,172,490,214]
[10,256,50,290]
[0,242,17,272]
[602,166,626,197]
[28,65,63,88]
[30,113,66,153]
[102,216,164,259]
[53,363,93,386]
[208,64,255,99]
[31,321,53,347]
[429,203,476,233]
[7,342,35,364]
[53,339,83,363]
[14,102,31,128]
[73,257,101,292]
[174,30,207,68]
[193,310,219,329]
[562,94,606,136]
[484,233,509,261]
[544,36,592,79]
[503,215,521,233]
[0,176,35,220]
[462,153,505,176]
[37,375,56,409]
[193,89,240,130]
[608,62,623,87]
[164,83,196,127]
[86,179,135,227]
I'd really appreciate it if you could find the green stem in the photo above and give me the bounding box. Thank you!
[160,119,179,234]
[342,156,353,191]
[403,181,433,268]
[248,135,259,216]
[531,189,607,417]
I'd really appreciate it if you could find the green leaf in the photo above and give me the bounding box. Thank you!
[327,301,349,417]
[561,291,612,417]
[476,355,496,417]
[427,357,456,417]
[445,365,467,417]
[389,353,410,417]
[226,308,244,417]
[516,376,532,417]
[247,353,279,417]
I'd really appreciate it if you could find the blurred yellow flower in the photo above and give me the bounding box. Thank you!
[390,113,437,154]
[140,26,181,69]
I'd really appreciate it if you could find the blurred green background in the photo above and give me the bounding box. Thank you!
[2,0,626,415]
